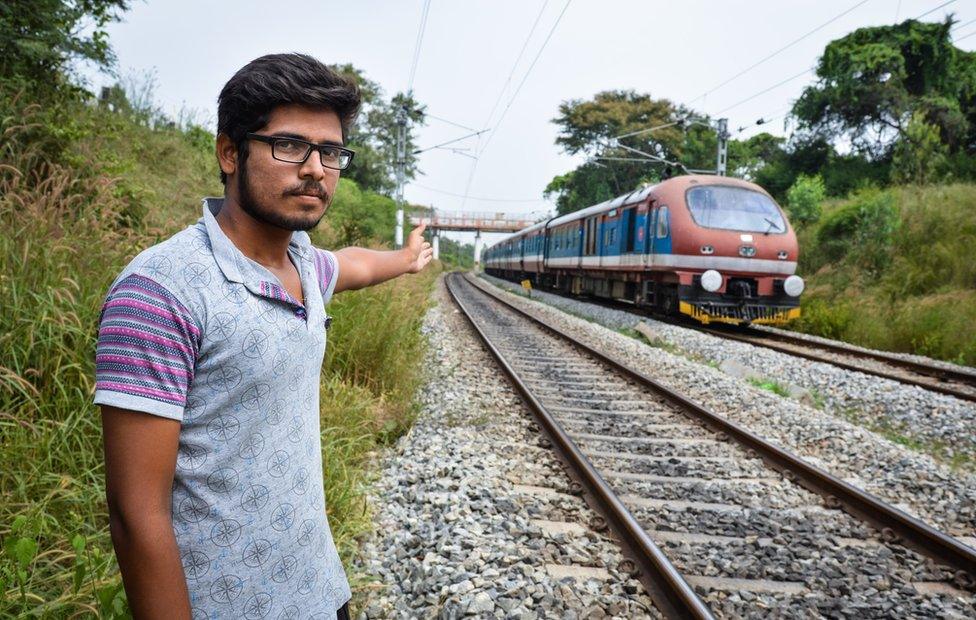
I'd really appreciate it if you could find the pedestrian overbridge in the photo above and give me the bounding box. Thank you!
[408,210,541,264]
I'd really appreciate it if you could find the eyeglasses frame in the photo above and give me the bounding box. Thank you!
[245,132,355,170]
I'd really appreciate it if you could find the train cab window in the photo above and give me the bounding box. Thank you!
[686,185,785,233]
[656,206,670,238]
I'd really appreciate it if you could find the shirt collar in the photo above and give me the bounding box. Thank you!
[201,197,313,285]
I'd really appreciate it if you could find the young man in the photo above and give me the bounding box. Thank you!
[94,54,433,619]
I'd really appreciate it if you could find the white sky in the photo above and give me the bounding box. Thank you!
[91,0,975,245]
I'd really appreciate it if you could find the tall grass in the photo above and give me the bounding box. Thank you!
[1,94,436,615]
[793,183,976,365]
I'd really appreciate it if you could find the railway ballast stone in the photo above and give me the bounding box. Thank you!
[355,276,658,619]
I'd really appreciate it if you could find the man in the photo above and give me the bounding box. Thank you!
[94,53,433,619]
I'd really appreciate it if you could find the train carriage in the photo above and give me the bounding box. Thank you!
[484,175,803,326]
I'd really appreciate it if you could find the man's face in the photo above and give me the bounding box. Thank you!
[236,104,344,232]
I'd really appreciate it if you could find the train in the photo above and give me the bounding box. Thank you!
[483,175,804,326]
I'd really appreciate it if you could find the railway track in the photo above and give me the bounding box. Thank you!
[446,272,976,619]
[485,275,976,403]
[697,324,976,404]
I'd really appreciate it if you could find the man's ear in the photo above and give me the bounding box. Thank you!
[216,133,238,179]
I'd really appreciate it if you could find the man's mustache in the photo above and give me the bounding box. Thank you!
[284,181,329,201]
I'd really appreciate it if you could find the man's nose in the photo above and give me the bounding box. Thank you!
[298,151,327,181]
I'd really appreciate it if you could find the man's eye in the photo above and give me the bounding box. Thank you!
[320,147,340,161]
[276,140,303,154]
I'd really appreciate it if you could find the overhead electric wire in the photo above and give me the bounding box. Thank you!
[458,0,572,209]
[916,0,957,21]
[955,29,976,43]
[689,0,870,106]
[951,17,976,31]
[714,65,815,115]
[481,0,551,132]
[477,0,572,158]
[709,0,963,120]
[426,114,476,132]
[406,0,432,95]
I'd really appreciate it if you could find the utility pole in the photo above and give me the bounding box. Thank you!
[394,103,408,248]
[715,117,729,176]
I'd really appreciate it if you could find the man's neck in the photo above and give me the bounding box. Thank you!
[215,196,293,270]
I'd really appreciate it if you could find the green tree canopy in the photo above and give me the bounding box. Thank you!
[0,0,129,93]
[793,17,976,158]
[330,64,425,196]
[545,90,719,214]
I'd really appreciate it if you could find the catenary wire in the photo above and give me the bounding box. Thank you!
[406,0,432,95]
[459,0,572,209]
[481,0,551,133]
[688,0,870,106]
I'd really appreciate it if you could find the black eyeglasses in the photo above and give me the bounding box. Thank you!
[246,133,355,170]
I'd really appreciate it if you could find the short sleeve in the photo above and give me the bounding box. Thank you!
[312,248,340,307]
[93,273,202,421]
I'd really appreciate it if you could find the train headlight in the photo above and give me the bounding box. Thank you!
[784,275,805,297]
[700,269,723,293]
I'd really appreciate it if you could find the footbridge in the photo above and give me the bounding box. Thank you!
[408,210,541,264]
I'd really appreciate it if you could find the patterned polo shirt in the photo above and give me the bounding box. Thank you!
[93,197,351,619]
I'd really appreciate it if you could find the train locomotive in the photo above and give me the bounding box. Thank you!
[483,175,804,325]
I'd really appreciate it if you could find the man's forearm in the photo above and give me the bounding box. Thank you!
[336,246,413,290]
[109,511,191,619]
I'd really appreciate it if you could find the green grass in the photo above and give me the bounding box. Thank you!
[835,409,974,473]
[747,377,792,398]
[0,92,436,616]
[791,183,976,365]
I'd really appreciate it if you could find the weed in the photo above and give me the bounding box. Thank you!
[747,377,792,397]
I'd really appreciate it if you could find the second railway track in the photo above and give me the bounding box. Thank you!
[446,272,976,618]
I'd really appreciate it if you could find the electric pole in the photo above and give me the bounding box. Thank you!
[715,117,729,176]
[394,102,408,248]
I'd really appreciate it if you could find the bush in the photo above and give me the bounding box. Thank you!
[815,187,898,272]
[786,174,825,225]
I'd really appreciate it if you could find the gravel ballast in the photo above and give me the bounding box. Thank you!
[477,274,976,540]
[356,278,658,619]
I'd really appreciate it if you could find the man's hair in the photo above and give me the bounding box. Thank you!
[216,53,361,184]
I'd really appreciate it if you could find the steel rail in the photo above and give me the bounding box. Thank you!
[463,273,976,590]
[444,273,716,620]
[695,325,976,403]
[726,325,976,386]
[491,276,976,404]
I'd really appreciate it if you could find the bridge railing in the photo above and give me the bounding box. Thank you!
[409,210,545,231]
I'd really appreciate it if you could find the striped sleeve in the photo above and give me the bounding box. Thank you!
[311,247,340,306]
[92,273,202,421]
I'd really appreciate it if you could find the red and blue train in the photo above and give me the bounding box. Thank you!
[483,175,804,325]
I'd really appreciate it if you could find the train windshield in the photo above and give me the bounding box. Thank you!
[686,186,786,233]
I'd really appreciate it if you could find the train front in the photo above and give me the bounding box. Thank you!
[660,176,803,325]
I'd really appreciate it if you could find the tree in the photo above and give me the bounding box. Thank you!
[786,174,826,225]
[890,110,948,184]
[546,90,719,214]
[0,0,129,93]
[330,64,425,196]
[793,17,975,159]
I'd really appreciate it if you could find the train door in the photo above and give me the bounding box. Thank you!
[651,205,672,255]
[623,207,636,254]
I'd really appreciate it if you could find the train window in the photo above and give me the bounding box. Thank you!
[605,227,615,246]
[657,206,670,238]
[686,185,786,233]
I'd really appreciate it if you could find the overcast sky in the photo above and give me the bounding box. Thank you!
[91,0,975,245]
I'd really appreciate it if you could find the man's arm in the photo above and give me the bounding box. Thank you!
[101,405,191,619]
[333,224,433,293]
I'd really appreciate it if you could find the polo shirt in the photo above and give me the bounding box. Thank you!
[93,197,351,618]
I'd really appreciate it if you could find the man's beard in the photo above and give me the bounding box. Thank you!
[237,162,330,232]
